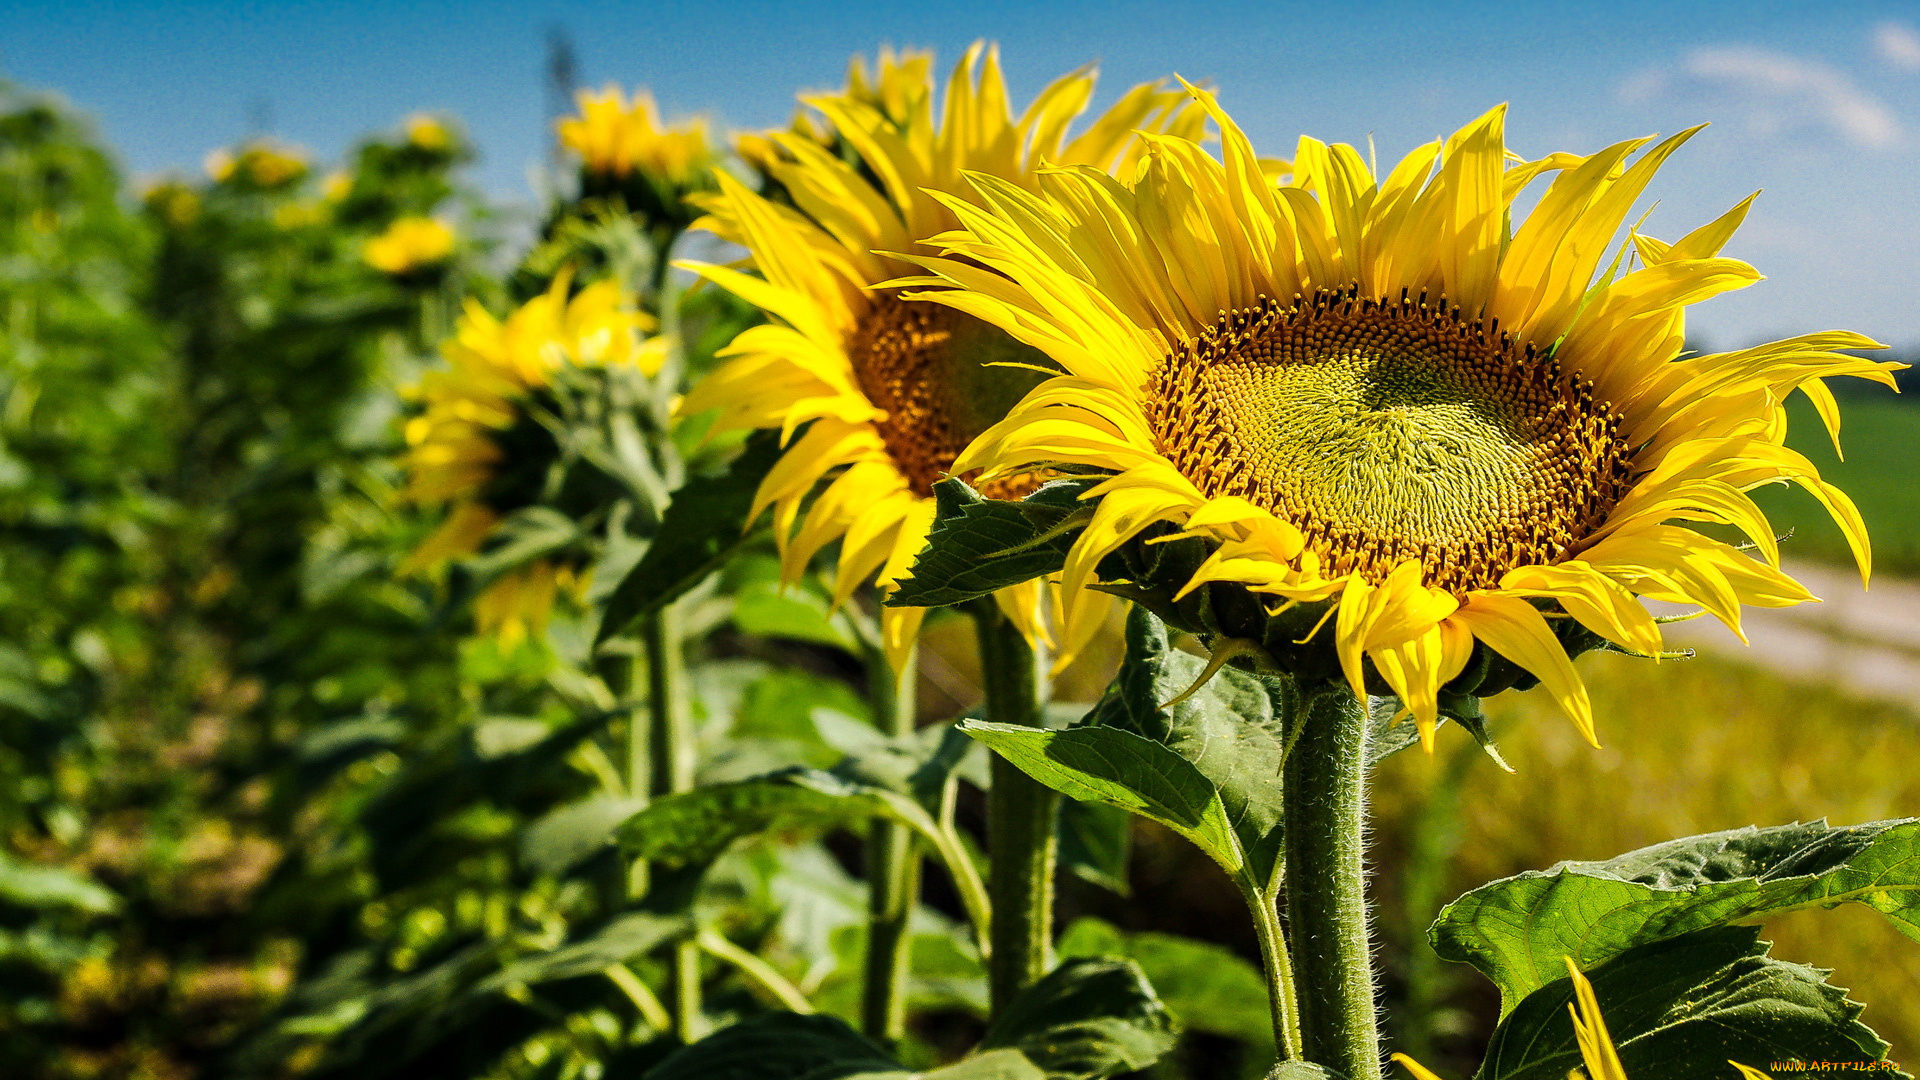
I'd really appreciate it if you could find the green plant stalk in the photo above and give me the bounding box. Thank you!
[1282,683,1381,1078]
[644,605,702,1043]
[862,643,920,1044]
[973,601,1056,1018]
[1241,876,1305,1061]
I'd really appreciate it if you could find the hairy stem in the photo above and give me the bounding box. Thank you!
[1282,683,1381,1078]
[862,643,920,1044]
[644,606,702,1043]
[1243,879,1305,1062]
[974,602,1055,1018]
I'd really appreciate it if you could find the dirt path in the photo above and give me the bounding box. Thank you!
[1656,560,1920,712]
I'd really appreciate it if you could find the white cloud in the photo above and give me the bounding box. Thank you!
[1619,45,1901,150]
[1875,21,1920,71]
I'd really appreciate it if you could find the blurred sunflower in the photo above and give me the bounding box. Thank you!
[402,275,665,646]
[556,86,714,228]
[364,216,455,276]
[404,113,453,153]
[678,43,1204,671]
[203,141,309,189]
[900,86,1900,746]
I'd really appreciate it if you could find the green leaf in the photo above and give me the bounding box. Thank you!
[0,850,120,914]
[844,1050,1047,1080]
[1431,817,1920,1010]
[482,912,691,991]
[1476,926,1898,1080]
[1057,918,1271,1051]
[980,958,1178,1080]
[886,477,1096,608]
[1059,800,1132,896]
[1077,605,1290,884]
[962,721,1246,876]
[618,767,907,869]
[731,580,858,652]
[520,794,646,875]
[597,427,783,644]
[1262,1066,1342,1079]
[643,1012,901,1080]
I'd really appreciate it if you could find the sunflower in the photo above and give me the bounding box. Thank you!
[203,141,309,189]
[402,274,664,645]
[897,86,1899,747]
[364,216,455,276]
[557,86,713,229]
[677,44,1204,672]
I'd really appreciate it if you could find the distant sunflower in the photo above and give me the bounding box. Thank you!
[204,140,309,189]
[557,86,714,228]
[402,274,664,645]
[364,216,455,276]
[900,86,1899,746]
[678,44,1203,671]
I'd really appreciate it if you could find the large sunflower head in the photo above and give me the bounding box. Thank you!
[898,86,1900,747]
[401,274,661,643]
[677,44,1203,671]
[556,86,715,229]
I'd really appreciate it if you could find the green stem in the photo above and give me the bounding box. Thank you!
[1242,880,1305,1061]
[862,644,920,1043]
[973,602,1055,1018]
[1282,683,1381,1078]
[697,928,813,1014]
[643,605,702,1043]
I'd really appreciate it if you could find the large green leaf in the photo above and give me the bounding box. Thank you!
[1058,800,1132,896]
[597,428,783,644]
[962,722,1245,877]
[1076,605,1290,884]
[1476,926,1897,1080]
[642,1012,901,1080]
[979,958,1179,1080]
[886,477,1095,608]
[1432,818,1920,1009]
[1057,918,1271,1052]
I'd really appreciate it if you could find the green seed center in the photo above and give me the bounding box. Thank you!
[1149,289,1632,593]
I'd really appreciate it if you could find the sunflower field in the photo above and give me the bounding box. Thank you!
[3,43,1919,1080]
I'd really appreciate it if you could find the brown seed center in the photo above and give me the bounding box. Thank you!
[848,293,1055,499]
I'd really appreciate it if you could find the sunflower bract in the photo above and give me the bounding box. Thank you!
[895,84,1901,749]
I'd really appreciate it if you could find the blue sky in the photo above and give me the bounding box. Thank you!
[7,0,1919,348]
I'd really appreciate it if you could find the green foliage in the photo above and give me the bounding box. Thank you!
[887,478,1094,608]
[978,958,1178,1079]
[1432,817,1920,1012]
[1476,927,1896,1079]
[969,606,1289,887]
[1057,918,1272,1055]
[597,428,785,644]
